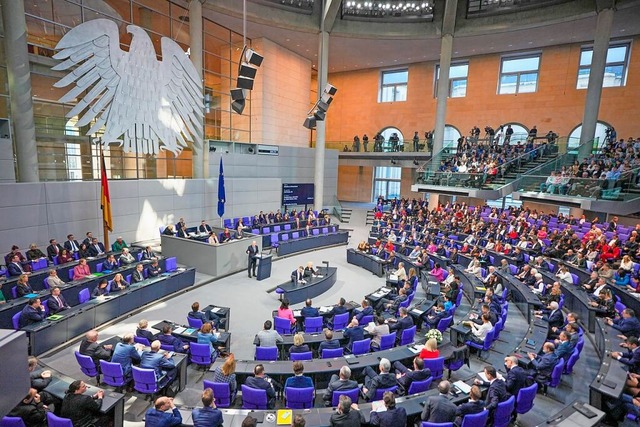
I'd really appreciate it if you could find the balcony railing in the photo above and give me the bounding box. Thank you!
[466,0,574,18]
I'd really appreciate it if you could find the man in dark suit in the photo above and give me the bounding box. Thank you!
[554,331,574,361]
[198,220,213,234]
[145,397,182,427]
[8,255,27,277]
[318,329,341,355]
[527,342,559,383]
[147,259,162,277]
[476,365,509,419]
[540,301,564,333]
[423,303,448,330]
[389,307,414,338]
[301,299,320,318]
[361,358,397,401]
[110,333,142,378]
[393,356,431,395]
[421,380,457,423]
[329,297,349,317]
[369,392,407,427]
[131,263,145,284]
[47,287,70,314]
[79,330,113,366]
[157,325,189,353]
[136,319,156,343]
[608,308,640,338]
[504,356,528,397]
[191,388,223,427]
[323,366,358,405]
[63,234,81,253]
[140,341,178,389]
[18,298,46,328]
[246,240,259,278]
[612,336,640,374]
[244,364,277,409]
[291,266,306,284]
[377,288,407,315]
[88,238,106,257]
[608,216,619,232]
[46,239,64,261]
[343,318,365,350]
[82,232,94,247]
[140,246,156,261]
[454,385,485,426]
[329,394,364,426]
[355,299,374,322]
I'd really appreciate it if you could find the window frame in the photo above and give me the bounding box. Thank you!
[497,53,541,95]
[434,62,469,98]
[576,42,631,89]
[378,68,409,103]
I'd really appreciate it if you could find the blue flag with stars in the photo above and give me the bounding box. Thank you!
[217,157,225,218]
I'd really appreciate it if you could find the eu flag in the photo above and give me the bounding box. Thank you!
[217,157,226,218]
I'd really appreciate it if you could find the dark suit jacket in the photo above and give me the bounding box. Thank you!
[389,315,414,333]
[63,240,81,252]
[60,393,103,427]
[136,328,156,343]
[612,317,640,337]
[323,378,358,401]
[144,407,182,427]
[88,243,106,257]
[369,406,407,427]
[47,294,69,314]
[19,305,46,327]
[343,325,365,349]
[301,306,320,317]
[132,270,145,283]
[16,282,35,297]
[329,409,365,427]
[198,224,213,233]
[291,270,305,283]
[545,309,564,329]
[619,347,640,374]
[192,406,223,427]
[46,244,63,260]
[247,244,259,261]
[8,262,25,277]
[421,394,457,422]
[532,352,558,381]
[485,379,509,412]
[157,334,186,353]
[455,400,485,426]
[79,339,112,364]
[505,366,528,397]
[245,376,276,407]
[355,306,374,322]
[365,372,397,400]
[397,368,431,393]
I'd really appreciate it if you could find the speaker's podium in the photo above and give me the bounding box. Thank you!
[256,254,272,281]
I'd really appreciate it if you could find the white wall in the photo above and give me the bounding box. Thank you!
[0,146,338,252]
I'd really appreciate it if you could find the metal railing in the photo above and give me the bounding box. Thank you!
[515,138,598,181]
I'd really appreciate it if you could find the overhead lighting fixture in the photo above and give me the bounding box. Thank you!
[230,45,263,115]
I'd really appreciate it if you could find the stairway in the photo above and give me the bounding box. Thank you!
[490,151,558,187]
[340,208,352,224]
[365,210,376,226]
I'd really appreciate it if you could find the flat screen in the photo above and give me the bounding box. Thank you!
[282,183,314,206]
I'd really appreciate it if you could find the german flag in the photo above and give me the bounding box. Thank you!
[100,146,113,232]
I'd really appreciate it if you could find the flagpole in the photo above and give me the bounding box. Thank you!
[99,143,112,250]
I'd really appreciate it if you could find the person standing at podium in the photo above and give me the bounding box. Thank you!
[246,241,259,278]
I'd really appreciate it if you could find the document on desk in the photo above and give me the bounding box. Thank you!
[478,371,504,382]
[319,306,332,314]
[211,307,223,314]
[173,327,186,334]
[410,308,425,316]
[389,274,398,281]
[293,310,302,317]
[453,381,472,394]
[408,344,424,354]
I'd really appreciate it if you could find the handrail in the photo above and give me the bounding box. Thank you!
[519,138,595,178]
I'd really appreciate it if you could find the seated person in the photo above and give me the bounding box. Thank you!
[376,288,407,315]
[527,342,558,384]
[421,380,457,423]
[119,248,135,265]
[47,286,70,314]
[393,356,431,395]
[253,320,284,347]
[198,220,213,234]
[284,361,314,389]
[330,395,364,426]
[589,289,616,318]
[79,330,113,366]
[369,392,407,426]
[60,381,107,427]
[429,263,445,282]
[244,364,277,409]
[219,227,234,243]
[110,273,129,292]
[419,338,440,359]
[301,298,320,318]
[15,274,35,297]
[277,299,296,328]
[357,240,370,253]
[73,258,91,281]
[112,236,128,252]
[197,322,220,358]
[131,263,146,283]
[18,298,46,328]
[422,303,448,330]
[212,354,238,399]
[87,238,106,257]
[157,325,189,353]
[189,301,222,328]
[323,366,358,406]
[461,313,493,345]
[388,307,414,336]
[291,266,306,284]
[140,340,178,390]
[355,299,374,322]
[110,333,142,379]
[365,316,391,351]
[92,279,110,298]
[361,358,397,401]
[147,259,162,277]
[101,254,118,271]
[454,385,485,426]
[329,297,349,318]
[607,308,640,338]
[343,318,365,351]
[7,388,48,427]
[145,397,182,426]
[208,232,220,245]
[136,319,157,343]
[57,249,74,264]
[304,261,320,278]
[318,329,341,354]
[46,269,66,288]
[162,224,176,236]
[140,246,156,261]
[289,333,310,354]
[191,388,223,427]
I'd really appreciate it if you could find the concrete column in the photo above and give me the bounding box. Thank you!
[428,193,440,210]
[189,0,207,178]
[314,30,329,212]
[1,0,38,182]
[431,0,458,166]
[578,6,614,159]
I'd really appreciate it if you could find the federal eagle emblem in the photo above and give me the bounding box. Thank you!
[52,19,203,156]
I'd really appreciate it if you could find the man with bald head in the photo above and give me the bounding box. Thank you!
[504,356,527,397]
[79,329,112,366]
[145,396,182,427]
[246,240,259,278]
[140,340,177,390]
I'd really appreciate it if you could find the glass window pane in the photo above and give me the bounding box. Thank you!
[382,70,408,85]
[576,68,590,89]
[395,85,407,102]
[450,79,467,98]
[579,50,593,66]
[502,56,539,73]
[499,75,517,94]
[606,46,627,63]
[381,86,395,102]
[443,125,461,149]
[449,64,468,79]
[373,180,386,200]
[387,181,401,200]
[603,65,624,87]
[518,72,538,93]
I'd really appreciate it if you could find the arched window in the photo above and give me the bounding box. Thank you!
[443,125,462,149]
[380,127,404,152]
[498,123,528,144]
[568,122,612,150]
